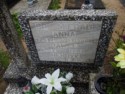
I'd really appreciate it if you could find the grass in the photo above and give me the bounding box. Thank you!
[11,13,23,39]
[0,49,10,70]
[48,0,61,10]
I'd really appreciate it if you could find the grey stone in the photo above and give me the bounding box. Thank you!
[4,83,89,94]
[81,4,93,9]
[4,83,22,94]
[4,73,99,94]
[89,73,99,94]
[30,21,102,63]
[19,9,117,67]
[0,0,29,69]
[3,62,98,83]
[3,5,117,94]
[4,61,20,80]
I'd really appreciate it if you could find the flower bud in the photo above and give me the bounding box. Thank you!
[31,76,40,85]
[66,86,75,94]
[66,72,73,81]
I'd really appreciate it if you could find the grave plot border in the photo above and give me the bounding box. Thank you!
[18,10,117,67]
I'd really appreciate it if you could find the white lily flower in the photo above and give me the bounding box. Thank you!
[114,48,125,62]
[31,76,41,85]
[66,86,75,94]
[39,69,66,94]
[66,72,73,81]
[117,60,125,68]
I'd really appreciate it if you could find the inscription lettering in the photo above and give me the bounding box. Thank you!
[30,21,102,63]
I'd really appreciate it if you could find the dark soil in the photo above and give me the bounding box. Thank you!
[0,68,8,94]
[0,66,8,94]
[0,79,8,94]
[65,0,84,9]
[103,50,116,74]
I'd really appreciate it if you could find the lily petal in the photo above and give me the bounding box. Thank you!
[116,62,121,67]
[117,60,125,68]
[123,44,125,46]
[39,78,49,85]
[121,65,125,68]
[114,55,120,61]
[58,77,66,82]
[47,85,52,94]
[114,54,125,61]
[31,76,40,85]
[45,73,51,80]
[66,86,75,94]
[52,69,60,79]
[117,48,125,54]
[118,54,125,58]
[54,82,62,91]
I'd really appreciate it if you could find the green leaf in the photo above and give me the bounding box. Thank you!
[110,62,117,68]
[24,91,34,94]
[48,0,60,10]
[116,39,124,48]
[107,87,113,94]
[120,89,125,94]
[0,49,10,69]
[50,90,56,94]
[32,85,38,92]
[11,13,23,39]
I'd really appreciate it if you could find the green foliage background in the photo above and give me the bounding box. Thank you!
[12,13,23,39]
[48,0,61,10]
[0,49,10,69]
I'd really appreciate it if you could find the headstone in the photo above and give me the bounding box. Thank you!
[19,10,117,67]
[29,21,101,63]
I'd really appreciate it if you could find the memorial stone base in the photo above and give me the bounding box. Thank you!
[3,62,99,94]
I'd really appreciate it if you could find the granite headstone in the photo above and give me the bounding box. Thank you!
[19,10,117,67]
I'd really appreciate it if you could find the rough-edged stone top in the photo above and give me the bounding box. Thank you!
[20,9,117,19]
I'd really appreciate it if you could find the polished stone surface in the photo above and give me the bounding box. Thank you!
[30,21,102,63]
